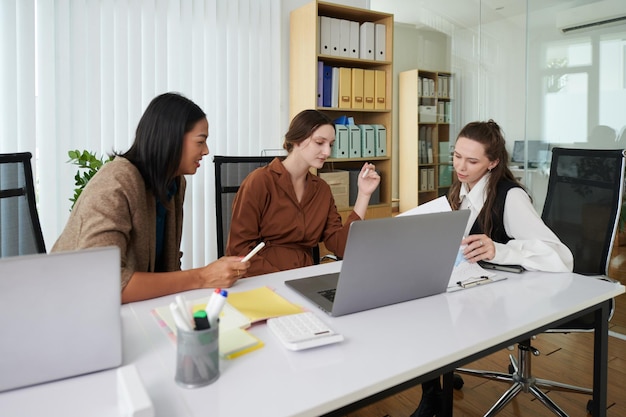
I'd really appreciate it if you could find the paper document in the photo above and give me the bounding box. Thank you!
[398,196,451,216]
[447,246,507,292]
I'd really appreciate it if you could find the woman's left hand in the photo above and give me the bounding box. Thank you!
[357,162,381,196]
[462,234,494,263]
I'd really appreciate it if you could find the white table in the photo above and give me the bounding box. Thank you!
[1,262,623,417]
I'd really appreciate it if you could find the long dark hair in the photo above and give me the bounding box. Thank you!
[448,119,524,236]
[283,109,335,153]
[121,92,206,203]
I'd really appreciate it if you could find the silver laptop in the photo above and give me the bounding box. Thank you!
[285,210,470,316]
[0,246,123,392]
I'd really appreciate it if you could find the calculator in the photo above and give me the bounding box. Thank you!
[267,312,344,351]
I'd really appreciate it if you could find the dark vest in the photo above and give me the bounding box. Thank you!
[469,180,522,244]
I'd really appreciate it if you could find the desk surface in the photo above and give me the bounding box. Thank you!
[1,262,624,417]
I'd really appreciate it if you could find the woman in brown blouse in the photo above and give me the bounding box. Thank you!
[226,109,380,277]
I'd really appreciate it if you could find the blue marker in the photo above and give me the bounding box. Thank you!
[205,289,228,328]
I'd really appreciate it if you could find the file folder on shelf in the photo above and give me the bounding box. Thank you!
[351,68,364,109]
[420,168,428,191]
[374,70,386,109]
[317,61,324,107]
[347,124,362,158]
[339,19,350,57]
[319,16,331,55]
[333,124,349,158]
[338,67,352,109]
[374,24,386,61]
[359,22,375,60]
[322,64,332,108]
[331,67,339,108]
[349,21,359,58]
[372,124,387,157]
[359,124,375,158]
[330,17,341,56]
[363,69,375,109]
[427,168,435,190]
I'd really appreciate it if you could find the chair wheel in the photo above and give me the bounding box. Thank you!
[453,374,464,390]
[586,399,593,415]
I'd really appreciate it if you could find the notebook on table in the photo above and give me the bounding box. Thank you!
[0,246,123,392]
[285,210,470,316]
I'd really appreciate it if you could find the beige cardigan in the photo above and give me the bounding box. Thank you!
[51,157,185,289]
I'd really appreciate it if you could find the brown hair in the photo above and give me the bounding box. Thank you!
[283,109,335,153]
[448,119,524,236]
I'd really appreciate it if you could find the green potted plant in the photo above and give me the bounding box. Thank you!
[67,150,113,209]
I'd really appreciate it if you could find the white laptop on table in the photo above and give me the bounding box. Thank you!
[0,246,122,392]
[285,210,470,316]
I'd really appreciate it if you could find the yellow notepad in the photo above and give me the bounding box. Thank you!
[227,286,303,323]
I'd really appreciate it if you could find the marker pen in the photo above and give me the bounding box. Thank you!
[193,310,211,330]
[170,302,192,332]
[361,168,370,179]
[206,289,228,328]
[175,295,193,328]
[241,241,265,263]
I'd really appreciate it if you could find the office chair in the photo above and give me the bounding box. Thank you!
[213,155,332,264]
[455,147,625,417]
[0,152,46,258]
[213,156,275,258]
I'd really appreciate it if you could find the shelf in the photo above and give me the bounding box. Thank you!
[290,0,394,219]
[399,69,455,212]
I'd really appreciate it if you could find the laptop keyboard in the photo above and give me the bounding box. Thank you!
[318,288,336,302]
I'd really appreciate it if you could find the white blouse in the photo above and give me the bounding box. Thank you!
[459,173,573,272]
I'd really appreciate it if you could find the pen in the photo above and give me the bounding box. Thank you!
[205,289,228,328]
[241,241,265,263]
[362,168,370,179]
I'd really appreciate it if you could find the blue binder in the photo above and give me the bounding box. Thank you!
[323,64,333,108]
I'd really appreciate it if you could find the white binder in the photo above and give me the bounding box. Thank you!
[359,124,375,158]
[339,19,350,57]
[372,124,387,157]
[347,124,362,157]
[330,17,341,56]
[359,22,374,60]
[374,24,386,61]
[349,21,359,58]
[332,124,349,158]
[319,16,331,55]
[331,67,339,108]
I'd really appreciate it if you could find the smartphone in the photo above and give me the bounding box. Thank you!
[478,261,525,273]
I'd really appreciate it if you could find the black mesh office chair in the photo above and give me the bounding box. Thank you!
[0,152,46,258]
[213,156,275,258]
[455,148,625,416]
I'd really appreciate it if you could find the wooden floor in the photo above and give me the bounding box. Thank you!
[344,242,626,417]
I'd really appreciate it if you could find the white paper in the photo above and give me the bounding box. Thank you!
[397,196,451,217]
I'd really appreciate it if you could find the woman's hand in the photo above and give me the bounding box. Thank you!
[197,256,251,288]
[462,234,494,263]
[357,162,381,197]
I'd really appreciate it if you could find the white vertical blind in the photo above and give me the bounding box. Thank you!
[1,0,282,268]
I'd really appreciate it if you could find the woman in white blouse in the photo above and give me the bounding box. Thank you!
[411,119,573,417]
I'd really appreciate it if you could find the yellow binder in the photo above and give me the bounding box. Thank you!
[363,69,375,109]
[351,68,364,109]
[338,67,352,109]
[374,70,386,110]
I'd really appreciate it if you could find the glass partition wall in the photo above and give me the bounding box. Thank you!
[372,0,626,332]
